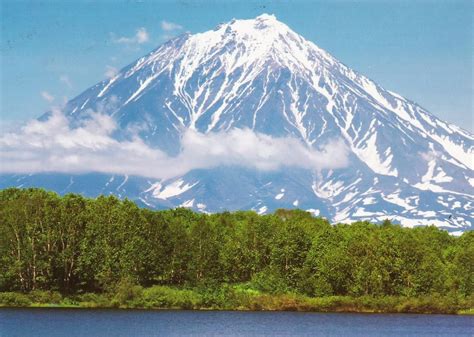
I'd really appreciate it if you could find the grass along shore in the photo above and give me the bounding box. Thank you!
[1,285,472,314]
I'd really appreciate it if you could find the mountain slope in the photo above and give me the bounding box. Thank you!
[1,14,473,232]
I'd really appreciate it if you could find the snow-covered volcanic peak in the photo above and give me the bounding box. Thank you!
[184,13,335,71]
[1,14,473,233]
[131,14,335,77]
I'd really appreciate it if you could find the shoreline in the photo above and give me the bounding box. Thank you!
[1,305,472,315]
[1,291,472,315]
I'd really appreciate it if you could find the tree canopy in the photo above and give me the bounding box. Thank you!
[0,188,472,299]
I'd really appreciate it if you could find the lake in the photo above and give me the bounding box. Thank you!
[0,308,472,337]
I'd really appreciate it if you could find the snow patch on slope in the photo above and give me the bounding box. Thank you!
[151,179,198,199]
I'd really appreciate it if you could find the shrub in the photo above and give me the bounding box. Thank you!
[250,269,289,294]
[142,285,200,309]
[112,278,144,308]
[28,290,62,304]
[75,293,111,308]
[0,292,32,306]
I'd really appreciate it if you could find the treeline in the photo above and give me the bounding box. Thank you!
[0,188,472,302]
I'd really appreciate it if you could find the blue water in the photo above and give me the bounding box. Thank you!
[0,308,473,337]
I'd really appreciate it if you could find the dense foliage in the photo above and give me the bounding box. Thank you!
[0,188,472,312]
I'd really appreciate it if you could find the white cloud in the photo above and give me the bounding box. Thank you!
[160,33,174,41]
[161,20,183,32]
[176,129,349,173]
[0,111,349,179]
[135,27,149,43]
[159,20,184,41]
[104,65,118,79]
[113,27,149,45]
[59,75,73,89]
[40,91,55,103]
[0,119,23,134]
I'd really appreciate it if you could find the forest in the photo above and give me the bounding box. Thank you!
[0,188,472,313]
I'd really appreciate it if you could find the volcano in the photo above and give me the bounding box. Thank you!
[2,14,472,233]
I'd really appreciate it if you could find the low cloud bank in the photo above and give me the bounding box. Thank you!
[0,111,349,179]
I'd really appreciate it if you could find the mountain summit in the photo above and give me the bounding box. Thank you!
[2,15,473,233]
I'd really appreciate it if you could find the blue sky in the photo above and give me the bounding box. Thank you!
[1,0,472,132]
